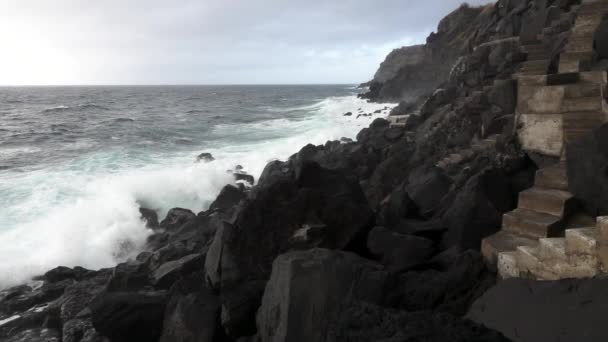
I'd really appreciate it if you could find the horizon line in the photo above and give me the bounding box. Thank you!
[0,83,365,87]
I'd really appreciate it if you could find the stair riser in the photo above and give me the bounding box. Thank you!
[534,168,568,191]
[563,84,602,99]
[561,99,604,112]
[538,239,567,262]
[565,131,602,144]
[566,235,596,256]
[518,193,571,217]
[515,247,542,279]
[497,252,519,279]
[503,213,562,238]
[598,217,608,271]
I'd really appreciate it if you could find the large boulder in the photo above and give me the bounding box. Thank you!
[90,291,167,342]
[160,272,223,342]
[375,182,419,228]
[405,167,452,218]
[256,249,390,342]
[366,226,435,271]
[387,249,495,316]
[152,253,204,289]
[468,278,608,342]
[209,185,245,212]
[107,261,150,291]
[206,162,374,289]
[566,124,608,216]
[205,162,374,338]
[139,208,160,228]
[160,208,196,230]
[442,161,534,250]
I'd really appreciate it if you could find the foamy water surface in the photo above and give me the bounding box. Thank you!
[0,85,395,288]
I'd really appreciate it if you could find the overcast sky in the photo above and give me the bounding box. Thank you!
[0,0,491,85]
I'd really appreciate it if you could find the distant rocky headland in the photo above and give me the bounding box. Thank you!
[4,1,608,341]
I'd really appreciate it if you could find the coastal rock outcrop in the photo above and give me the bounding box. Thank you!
[205,161,374,337]
[256,248,507,342]
[90,291,167,342]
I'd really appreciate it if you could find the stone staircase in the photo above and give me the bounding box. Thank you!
[387,114,409,127]
[481,0,608,280]
[559,0,608,73]
[497,216,608,280]
[481,162,575,269]
[518,41,552,75]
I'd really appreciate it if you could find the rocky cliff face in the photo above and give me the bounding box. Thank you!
[361,3,489,102]
[362,0,579,103]
[3,1,608,342]
[371,45,426,84]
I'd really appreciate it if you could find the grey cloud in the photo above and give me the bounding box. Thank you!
[0,0,492,85]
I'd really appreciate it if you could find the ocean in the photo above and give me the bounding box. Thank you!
[0,85,394,288]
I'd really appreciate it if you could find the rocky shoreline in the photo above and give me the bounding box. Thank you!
[3,1,608,341]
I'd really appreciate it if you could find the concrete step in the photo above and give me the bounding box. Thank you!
[565,36,594,53]
[563,82,603,98]
[516,244,598,280]
[559,59,581,73]
[561,96,605,112]
[563,111,605,130]
[522,59,550,68]
[527,54,550,61]
[516,71,606,86]
[523,44,546,53]
[503,208,564,238]
[481,230,538,268]
[515,245,542,278]
[560,51,595,66]
[538,237,567,262]
[597,217,608,270]
[535,163,568,191]
[577,3,608,16]
[565,129,602,144]
[517,69,548,76]
[571,19,603,35]
[547,71,607,85]
[518,187,574,217]
[565,227,598,257]
[497,251,520,279]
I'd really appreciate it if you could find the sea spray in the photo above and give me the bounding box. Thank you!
[0,86,395,288]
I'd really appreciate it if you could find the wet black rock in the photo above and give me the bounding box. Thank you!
[91,291,167,342]
[196,153,215,162]
[152,253,204,290]
[256,249,389,342]
[160,208,196,230]
[139,207,160,228]
[367,226,435,271]
[208,185,245,212]
[160,272,224,342]
[234,172,255,185]
[205,162,374,338]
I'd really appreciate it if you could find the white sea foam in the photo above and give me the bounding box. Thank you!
[0,95,395,289]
